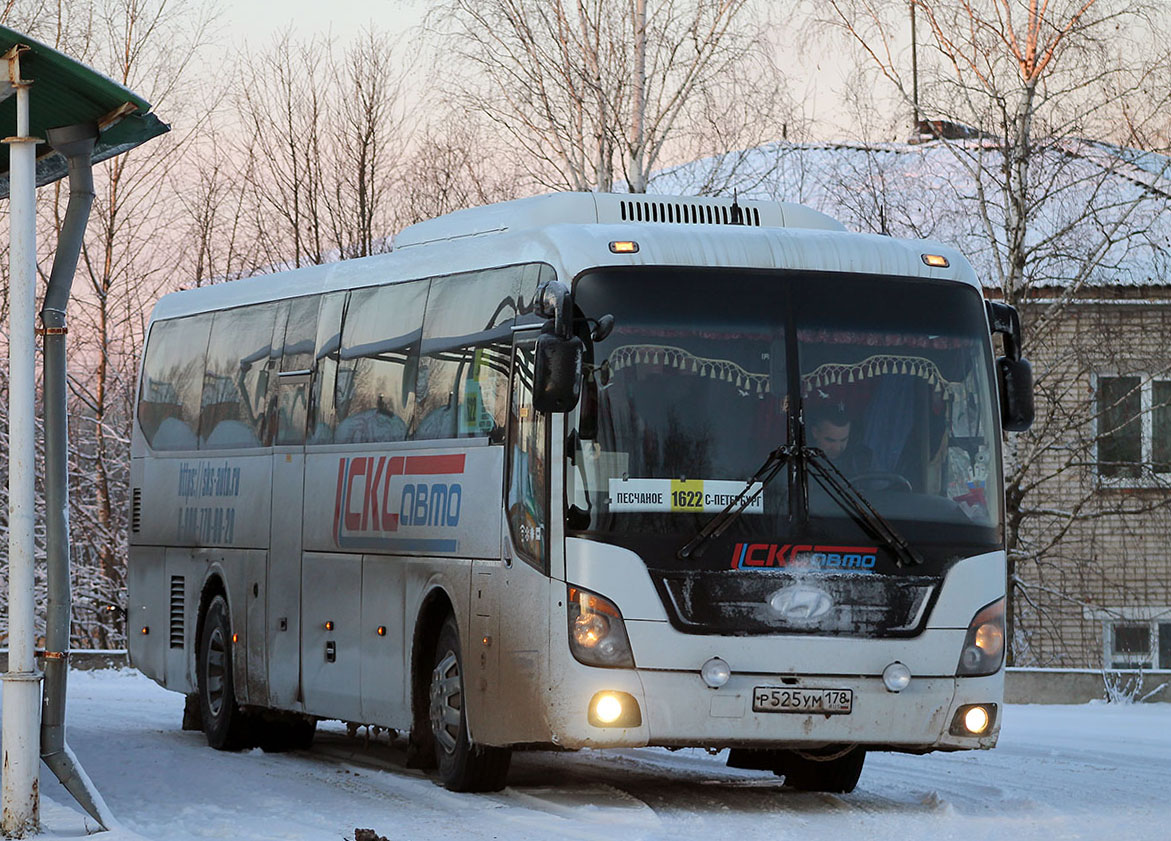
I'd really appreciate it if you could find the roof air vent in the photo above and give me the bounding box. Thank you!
[618,199,761,227]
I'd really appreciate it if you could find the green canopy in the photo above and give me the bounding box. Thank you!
[0,25,169,198]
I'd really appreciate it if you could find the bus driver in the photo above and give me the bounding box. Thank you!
[807,403,871,476]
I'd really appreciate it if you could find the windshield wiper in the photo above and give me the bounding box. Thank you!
[676,444,794,560]
[802,447,923,568]
[675,444,924,567]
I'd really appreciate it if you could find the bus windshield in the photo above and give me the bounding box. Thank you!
[567,267,1003,576]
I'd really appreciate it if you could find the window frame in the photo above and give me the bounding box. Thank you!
[1094,372,1171,487]
[1096,611,1171,671]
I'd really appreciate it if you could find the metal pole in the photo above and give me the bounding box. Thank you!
[2,49,43,838]
[39,123,114,832]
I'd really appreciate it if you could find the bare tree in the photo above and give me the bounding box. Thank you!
[430,0,789,192]
[822,0,1171,665]
[395,119,525,228]
[228,28,409,271]
[232,30,331,270]
[323,28,405,259]
[0,0,219,647]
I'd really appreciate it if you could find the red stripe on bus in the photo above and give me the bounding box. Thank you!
[404,454,466,475]
[333,460,347,540]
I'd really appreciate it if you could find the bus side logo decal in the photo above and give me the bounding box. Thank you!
[333,453,466,552]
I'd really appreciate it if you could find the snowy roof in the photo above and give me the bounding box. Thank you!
[650,138,1171,289]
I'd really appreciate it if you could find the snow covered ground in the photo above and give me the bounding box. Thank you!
[4,668,1169,840]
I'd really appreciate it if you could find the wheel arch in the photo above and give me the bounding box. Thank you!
[193,571,229,674]
[407,583,457,768]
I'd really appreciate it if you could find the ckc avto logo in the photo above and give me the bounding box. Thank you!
[768,584,835,623]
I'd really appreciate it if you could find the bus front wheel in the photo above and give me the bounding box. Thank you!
[197,594,251,751]
[429,615,511,791]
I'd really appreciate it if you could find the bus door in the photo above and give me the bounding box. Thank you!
[484,333,553,744]
[266,296,319,709]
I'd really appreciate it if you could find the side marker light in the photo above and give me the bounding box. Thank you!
[609,241,639,254]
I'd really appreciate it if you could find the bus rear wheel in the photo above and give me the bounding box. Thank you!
[197,594,251,751]
[775,746,866,793]
[429,616,511,791]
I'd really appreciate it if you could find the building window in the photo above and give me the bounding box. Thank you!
[1104,618,1171,669]
[1096,375,1171,479]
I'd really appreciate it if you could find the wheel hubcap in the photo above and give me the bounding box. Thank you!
[429,649,462,754]
[205,626,227,717]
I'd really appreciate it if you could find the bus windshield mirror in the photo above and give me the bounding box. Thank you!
[676,444,793,561]
[803,448,923,568]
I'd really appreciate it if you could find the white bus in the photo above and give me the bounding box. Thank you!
[127,192,1032,793]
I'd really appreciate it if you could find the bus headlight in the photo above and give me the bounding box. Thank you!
[956,597,1005,677]
[567,586,635,668]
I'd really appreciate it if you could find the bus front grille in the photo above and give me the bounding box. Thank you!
[652,570,938,638]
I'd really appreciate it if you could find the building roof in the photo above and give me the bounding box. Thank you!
[651,137,1171,289]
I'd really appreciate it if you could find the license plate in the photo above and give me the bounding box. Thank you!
[752,686,853,714]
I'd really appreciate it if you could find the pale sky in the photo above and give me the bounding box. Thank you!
[212,0,906,144]
[219,0,426,46]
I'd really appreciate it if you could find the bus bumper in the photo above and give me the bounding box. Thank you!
[544,666,1001,752]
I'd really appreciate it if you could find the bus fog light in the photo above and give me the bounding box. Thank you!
[588,691,642,728]
[701,657,731,688]
[882,661,912,693]
[595,693,623,723]
[964,705,990,734]
[950,703,996,736]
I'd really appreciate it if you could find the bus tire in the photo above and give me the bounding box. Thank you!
[775,746,866,793]
[197,594,251,751]
[429,615,511,792]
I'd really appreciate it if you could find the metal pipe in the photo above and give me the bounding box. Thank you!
[2,57,43,838]
[39,122,115,832]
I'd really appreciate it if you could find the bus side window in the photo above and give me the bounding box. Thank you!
[334,281,426,445]
[200,303,280,449]
[414,267,521,441]
[272,295,319,446]
[308,292,347,445]
[138,314,213,451]
[506,342,548,570]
